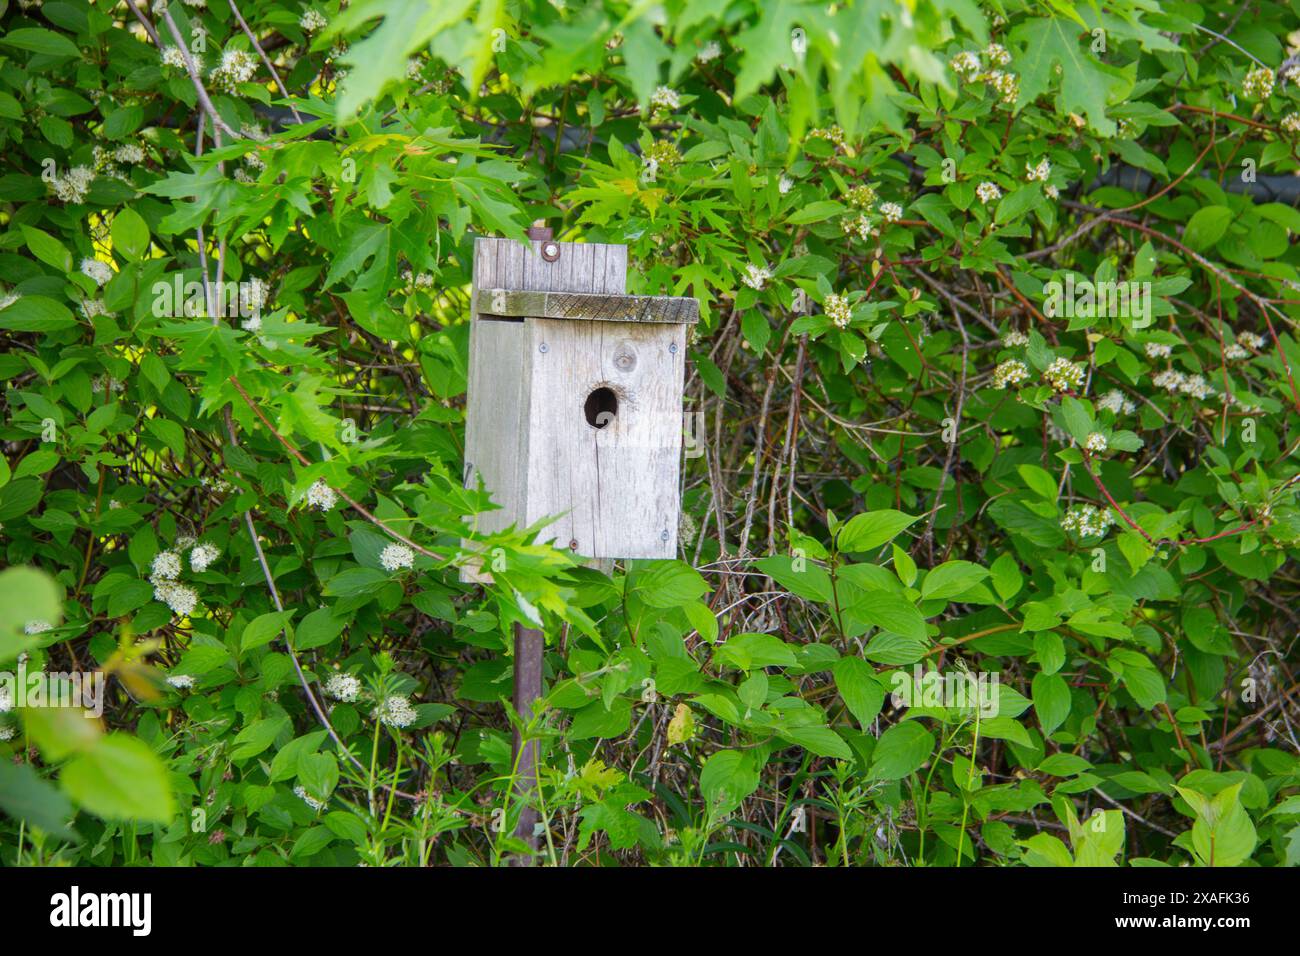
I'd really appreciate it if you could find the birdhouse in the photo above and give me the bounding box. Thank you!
[462,230,699,578]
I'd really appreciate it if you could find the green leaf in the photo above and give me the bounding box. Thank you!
[0,761,76,839]
[1017,464,1058,501]
[834,657,885,729]
[838,510,919,553]
[1032,672,1071,736]
[0,28,82,59]
[714,632,797,670]
[110,208,150,261]
[296,607,346,650]
[240,611,294,655]
[0,296,77,332]
[779,725,852,759]
[989,553,1023,601]
[632,561,710,608]
[21,225,73,271]
[699,749,759,816]
[869,721,935,780]
[229,716,289,761]
[854,591,927,641]
[920,561,989,601]
[1010,17,1128,136]
[1183,205,1234,252]
[61,734,175,823]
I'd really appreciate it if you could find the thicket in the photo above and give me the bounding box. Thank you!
[1,0,1298,867]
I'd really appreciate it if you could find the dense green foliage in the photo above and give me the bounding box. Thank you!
[2,0,1300,867]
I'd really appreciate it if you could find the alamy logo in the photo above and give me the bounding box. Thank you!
[890,664,1001,717]
[1043,274,1152,329]
[0,663,105,717]
[151,275,265,321]
[49,886,152,936]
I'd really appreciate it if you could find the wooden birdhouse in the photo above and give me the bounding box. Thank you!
[462,229,699,578]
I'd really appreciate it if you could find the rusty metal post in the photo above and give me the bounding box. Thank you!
[510,621,544,863]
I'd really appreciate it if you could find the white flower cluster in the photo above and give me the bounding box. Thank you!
[985,43,1011,67]
[824,293,852,329]
[846,184,877,209]
[1152,368,1184,392]
[1144,341,1172,359]
[1151,369,1216,400]
[992,358,1030,389]
[91,375,124,395]
[23,620,53,635]
[51,165,94,204]
[150,548,200,619]
[190,543,221,572]
[1061,504,1115,538]
[949,51,982,80]
[0,726,14,742]
[649,86,680,112]
[201,475,233,495]
[1097,389,1136,415]
[1002,330,1029,348]
[1043,357,1085,392]
[325,672,361,702]
[154,580,198,618]
[879,201,903,223]
[778,174,794,195]
[1179,373,1216,400]
[986,70,1020,104]
[161,47,192,70]
[1242,67,1275,100]
[306,479,338,511]
[294,784,327,811]
[696,41,722,63]
[1283,113,1300,135]
[976,181,1002,204]
[299,8,327,32]
[1236,331,1265,350]
[1224,342,1249,361]
[1084,432,1108,453]
[114,143,145,164]
[807,125,846,147]
[374,695,417,729]
[151,550,182,581]
[1025,158,1051,182]
[841,212,875,241]
[80,258,114,287]
[166,674,195,690]
[210,48,258,91]
[402,269,435,290]
[82,299,112,320]
[379,543,415,572]
[741,263,771,290]
[0,289,20,310]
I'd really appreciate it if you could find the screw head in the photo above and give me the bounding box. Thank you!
[539,342,548,353]
[660,529,670,542]
[669,342,678,354]
[568,539,579,551]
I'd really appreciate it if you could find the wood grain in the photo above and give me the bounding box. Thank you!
[474,289,700,325]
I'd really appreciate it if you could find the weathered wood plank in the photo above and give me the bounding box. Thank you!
[524,316,683,560]
[475,289,700,325]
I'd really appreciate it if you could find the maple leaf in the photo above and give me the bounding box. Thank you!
[1010,17,1134,136]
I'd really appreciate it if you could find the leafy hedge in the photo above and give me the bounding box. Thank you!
[2,0,1300,866]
